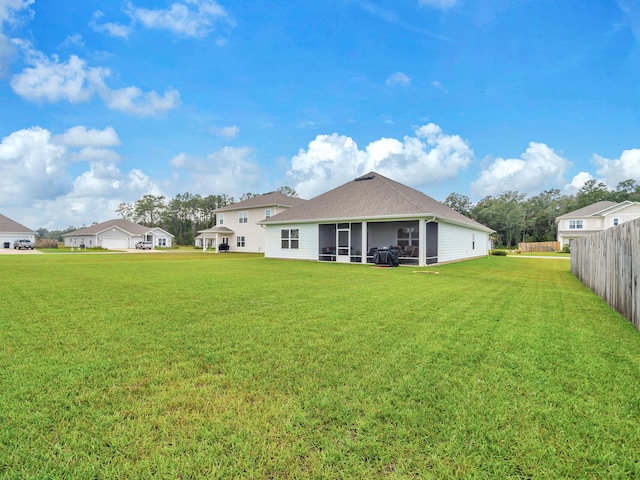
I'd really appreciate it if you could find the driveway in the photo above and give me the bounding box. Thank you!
[0,248,44,255]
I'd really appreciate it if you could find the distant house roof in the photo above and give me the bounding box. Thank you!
[557,201,624,219]
[198,226,234,234]
[0,213,36,233]
[62,219,174,237]
[259,172,493,232]
[215,192,306,212]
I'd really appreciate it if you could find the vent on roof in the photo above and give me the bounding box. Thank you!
[354,174,375,182]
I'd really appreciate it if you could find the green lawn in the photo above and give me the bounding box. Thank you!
[1,253,639,478]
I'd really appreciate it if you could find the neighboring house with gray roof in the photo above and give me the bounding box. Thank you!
[62,219,174,249]
[0,213,36,249]
[197,191,306,252]
[258,172,494,266]
[556,200,640,250]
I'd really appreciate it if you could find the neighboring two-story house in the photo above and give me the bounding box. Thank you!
[197,192,306,253]
[556,200,640,250]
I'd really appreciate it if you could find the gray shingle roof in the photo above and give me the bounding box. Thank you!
[62,219,168,237]
[215,192,306,212]
[557,201,618,219]
[259,172,492,232]
[0,213,35,233]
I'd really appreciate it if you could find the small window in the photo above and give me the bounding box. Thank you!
[281,229,299,249]
[219,213,224,225]
[569,220,583,230]
[237,236,245,247]
[265,209,271,219]
[239,211,248,224]
[158,238,166,247]
[613,218,619,226]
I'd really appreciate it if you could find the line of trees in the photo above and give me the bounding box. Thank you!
[445,179,640,247]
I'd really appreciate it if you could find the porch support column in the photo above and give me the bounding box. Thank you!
[203,233,207,252]
[418,218,426,267]
[361,221,368,264]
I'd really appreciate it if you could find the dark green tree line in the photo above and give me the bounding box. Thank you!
[444,179,640,247]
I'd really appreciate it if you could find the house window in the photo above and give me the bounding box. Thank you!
[237,236,245,247]
[239,211,248,224]
[158,238,166,247]
[569,220,583,230]
[219,213,224,225]
[281,229,299,249]
[613,218,619,226]
[265,209,271,219]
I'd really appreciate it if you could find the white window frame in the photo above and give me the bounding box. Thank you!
[239,211,248,224]
[569,220,583,230]
[158,238,166,247]
[281,229,299,249]
[613,218,619,226]
[265,208,271,219]
[219,213,224,225]
[237,236,245,247]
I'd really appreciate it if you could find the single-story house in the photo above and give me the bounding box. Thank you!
[197,191,306,253]
[258,172,494,266]
[0,213,37,249]
[62,219,174,249]
[556,200,640,250]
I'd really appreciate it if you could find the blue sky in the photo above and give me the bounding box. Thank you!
[1,0,640,229]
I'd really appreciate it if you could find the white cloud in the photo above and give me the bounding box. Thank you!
[287,123,474,199]
[0,127,68,204]
[10,44,180,116]
[169,146,262,196]
[126,0,233,38]
[593,148,640,187]
[90,10,132,39]
[0,125,162,229]
[565,171,594,192]
[419,0,457,10]
[209,125,239,138]
[53,126,120,147]
[386,71,411,87]
[471,142,571,197]
[0,0,33,75]
[431,80,447,93]
[99,84,181,116]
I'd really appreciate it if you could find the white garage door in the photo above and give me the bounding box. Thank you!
[101,238,129,249]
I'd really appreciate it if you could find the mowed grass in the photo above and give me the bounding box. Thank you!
[1,253,639,479]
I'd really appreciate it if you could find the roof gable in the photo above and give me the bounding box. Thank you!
[0,213,35,233]
[215,192,306,212]
[259,172,492,232]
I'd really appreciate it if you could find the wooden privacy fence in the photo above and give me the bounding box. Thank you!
[518,241,560,252]
[571,218,640,331]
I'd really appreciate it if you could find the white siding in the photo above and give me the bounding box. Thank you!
[604,204,640,228]
[219,205,295,253]
[264,224,318,260]
[438,222,489,263]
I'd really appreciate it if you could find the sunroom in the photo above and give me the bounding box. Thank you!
[317,219,439,265]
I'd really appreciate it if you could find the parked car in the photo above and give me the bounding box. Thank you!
[13,239,34,250]
[135,241,153,250]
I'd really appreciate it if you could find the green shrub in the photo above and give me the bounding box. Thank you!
[562,244,571,253]
[490,249,507,256]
